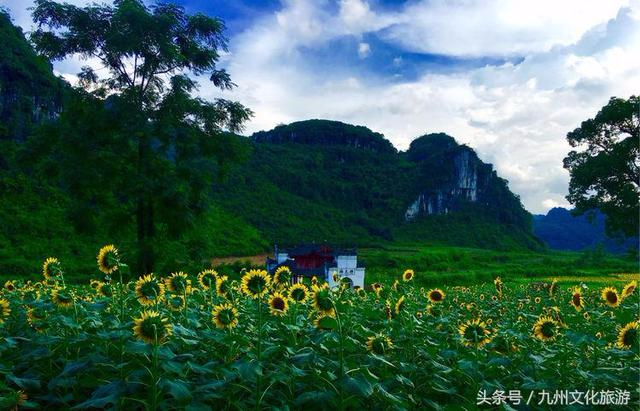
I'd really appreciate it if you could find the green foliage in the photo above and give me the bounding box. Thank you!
[29,0,253,273]
[564,96,639,237]
[0,269,638,408]
[252,119,396,154]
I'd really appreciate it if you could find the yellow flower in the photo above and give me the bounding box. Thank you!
[96,244,119,275]
[289,283,309,304]
[601,287,620,308]
[394,295,406,316]
[534,297,541,304]
[458,318,493,348]
[268,292,289,316]
[366,334,393,355]
[0,299,10,324]
[241,269,271,299]
[197,269,218,290]
[569,287,584,312]
[273,266,292,288]
[616,321,638,350]
[42,257,61,280]
[135,274,166,306]
[212,303,239,329]
[90,279,101,289]
[402,269,414,282]
[622,280,637,299]
[96,281,113,298]
[166,294,186,312]
[549,279,558,297]
[532,315,560,342]
[313,312,336,330]
[311,283,334,315]
[4,281,15,292]
[494,277,503,295]
[132,310,172,344]
[51,288,74,308]
[165,272,190,294]
[216,275,230,297]
[428,288,445,303]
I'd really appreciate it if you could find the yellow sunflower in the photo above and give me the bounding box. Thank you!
[289,283,309,304]
[197,269,218,290]
[165,272,190,294]
[458,318,493,348]
[372,282,382,298]
[132,310,173,344]
[402,269,414,282]
[549,279,558,297]
[96,244,119,275]
[394,295,406,316]
[622,280,637,299]
[51,288,74,308]
[311,276,318,286]
[90,279,101,289]
[532,315,560,342]
[494,277,503,295]
[366,334,394,355]
[4,281,15,292]
[212,303,239,329]
[534,297,541,304]
[96,281,113,298]
[569,287,584,311]
[135,274,166,306]
[313,312,337,330]
[428,288,445,303]
[0,298,10,324]
[601,287,620,308]
[166,294,186,312]
[216,275,230,297]
[268,292,289,316]
[616,321,638,350]
[241,269,271,299]
[311,283,334,315]
[273,266,292,288]
[42,257,61,280]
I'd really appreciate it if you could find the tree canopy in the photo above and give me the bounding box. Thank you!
[30,0,252,274]
[563,96,639,237]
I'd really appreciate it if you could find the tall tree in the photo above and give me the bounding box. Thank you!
[563,96,639,238]
[30,0,252,274]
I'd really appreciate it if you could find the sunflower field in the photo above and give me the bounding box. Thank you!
[0,246,638,409]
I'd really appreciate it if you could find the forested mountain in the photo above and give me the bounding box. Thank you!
[534,207,638,253]
[0,11,543,278]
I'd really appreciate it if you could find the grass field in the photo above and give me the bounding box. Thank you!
[0,245,637,409]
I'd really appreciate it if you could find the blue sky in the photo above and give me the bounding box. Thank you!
[2,0,639,213]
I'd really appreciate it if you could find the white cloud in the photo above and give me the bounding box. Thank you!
[357,42,371,58]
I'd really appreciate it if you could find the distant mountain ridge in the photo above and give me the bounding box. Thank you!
[208,120,541,250]
[533,207,638,253]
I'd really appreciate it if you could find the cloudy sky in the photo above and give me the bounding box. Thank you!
[3,0,640,213]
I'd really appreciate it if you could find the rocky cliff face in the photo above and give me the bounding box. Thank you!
[0,12,65,141]
[403,134,529,229]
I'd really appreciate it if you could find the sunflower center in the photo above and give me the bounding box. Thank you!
[572,294,581,306]
[540,321,556,338]
[606,291,618,304]
[623,328,637,347]
[431,292,442,301]
[248,276,267,293]
[291,288,305,301]
[272,297,285,311]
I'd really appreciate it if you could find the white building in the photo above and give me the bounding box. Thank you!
[266,244,365,288]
